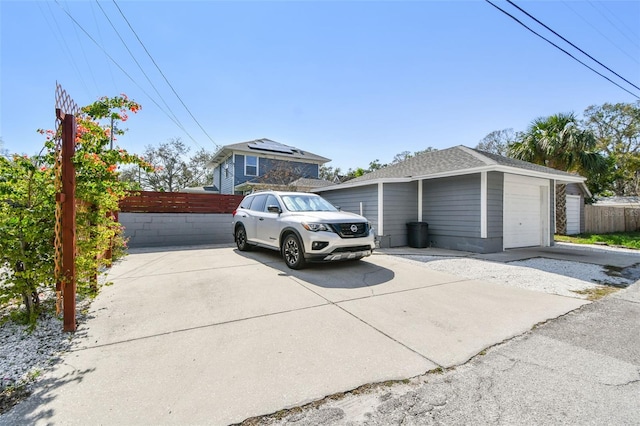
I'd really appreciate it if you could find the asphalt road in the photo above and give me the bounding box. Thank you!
[251,281,640,425]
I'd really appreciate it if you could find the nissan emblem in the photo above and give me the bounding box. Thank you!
[350,224,358,233]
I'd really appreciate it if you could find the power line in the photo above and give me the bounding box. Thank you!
[561,1,639,65]
[505,0,640,92]
[588,0,640,50]
[484,0,640,100]
[112,0,220,149]
[38,1,91,97]
[90,1,119,92]
[63,2,100,94]
[94,1,186,133]
[52,0,203,147]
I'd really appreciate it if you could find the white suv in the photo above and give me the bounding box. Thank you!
[232,191,375,269]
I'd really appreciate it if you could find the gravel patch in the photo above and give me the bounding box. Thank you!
[394,256,636,299]
[0,291,91,414]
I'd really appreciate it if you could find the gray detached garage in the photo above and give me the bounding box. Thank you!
[314,146,588,253]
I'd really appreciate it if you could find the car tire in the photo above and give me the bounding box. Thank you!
[235,225,251,251]
[282,234,306,270]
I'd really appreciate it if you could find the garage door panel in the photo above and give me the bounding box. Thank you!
[504,175,547,249]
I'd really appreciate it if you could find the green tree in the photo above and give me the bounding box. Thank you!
[188,148,215,187]
[509,112,606,183]
[121,139,214,191]
[0,95,151,322]
[367,159,386,171]
[319,164,342,182]
[392,148,439,164]
[141,138,191,192]
[0,155,56,319]
[509,112,607,234]
[392,151,413,164]
[476,129,515,156]
[583,101,640,195]
[413,147,438,156]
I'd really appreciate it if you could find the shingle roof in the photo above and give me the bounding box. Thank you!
[289,177,334,188]
[209,138,330,167]
[470,148,580,178]
[341,145,581,185]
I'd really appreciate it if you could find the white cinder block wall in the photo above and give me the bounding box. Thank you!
[119,213,234,247]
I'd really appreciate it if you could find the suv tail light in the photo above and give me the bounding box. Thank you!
[232,209,237,216]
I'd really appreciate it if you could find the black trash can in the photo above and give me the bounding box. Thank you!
[406,222,429,248]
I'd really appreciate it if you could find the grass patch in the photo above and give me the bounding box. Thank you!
[571,286,620,301]
[555,232,640,250]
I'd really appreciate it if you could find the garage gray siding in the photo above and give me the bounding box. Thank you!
[383,181,418,247]
[487,172,503,238]
[422,174,501,253]
[423,174,480,237]
[318,184,379,231]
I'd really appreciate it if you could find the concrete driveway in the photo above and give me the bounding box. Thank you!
[2,245,591,425]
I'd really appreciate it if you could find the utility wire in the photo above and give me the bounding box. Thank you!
[588,0,640,50]
[112,0,220,149]
[53,0,203,146]
[505,0,640,92]
[95,1,185,133]
[561,1,639,65]
[90,1,119,92]
[39,1,91,97]
[61,1,100,94]
[484,0,639,99]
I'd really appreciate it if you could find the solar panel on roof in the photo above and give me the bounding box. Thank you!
[247,140,295,154]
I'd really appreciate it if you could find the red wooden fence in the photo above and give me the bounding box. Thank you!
[119,191,245,214]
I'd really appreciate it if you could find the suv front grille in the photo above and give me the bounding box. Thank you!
[329,222,369,238]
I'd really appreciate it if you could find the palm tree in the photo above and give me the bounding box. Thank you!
[509,113,605,174]
[508,113,606,234]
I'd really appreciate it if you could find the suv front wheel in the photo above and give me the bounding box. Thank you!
[282,234,306,270]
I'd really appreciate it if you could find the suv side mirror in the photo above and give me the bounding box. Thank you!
[267,205,282,214]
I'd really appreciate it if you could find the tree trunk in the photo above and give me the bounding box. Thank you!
[555,183,567,235]
[21,290,39,317]
[16,261,40,318]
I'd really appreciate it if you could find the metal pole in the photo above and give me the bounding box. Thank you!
[110,116,114,150]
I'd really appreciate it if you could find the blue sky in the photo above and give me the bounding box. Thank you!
[1,1,639,171]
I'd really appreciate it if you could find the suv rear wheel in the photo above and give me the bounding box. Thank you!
[282,234,306,269]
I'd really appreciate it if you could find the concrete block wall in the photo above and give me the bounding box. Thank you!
[119,213,234,248]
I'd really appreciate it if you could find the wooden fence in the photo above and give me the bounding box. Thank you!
[584,205,640,234]
[119,191,245,214]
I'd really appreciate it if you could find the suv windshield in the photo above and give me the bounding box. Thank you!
[280,194,338,212]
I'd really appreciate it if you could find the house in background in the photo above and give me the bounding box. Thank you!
[235,176,334,194]
[313,145,588,253]
[207,138,331,195]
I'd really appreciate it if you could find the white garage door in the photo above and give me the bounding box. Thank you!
[504,174,549,249]
[566,195,581,235]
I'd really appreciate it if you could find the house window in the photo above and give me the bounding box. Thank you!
[224,164,229,178]
[245,156,258,176]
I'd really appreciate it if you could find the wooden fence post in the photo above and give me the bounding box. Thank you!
[61,112,77,332]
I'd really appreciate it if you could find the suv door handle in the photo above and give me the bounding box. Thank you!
[259,218,264,221]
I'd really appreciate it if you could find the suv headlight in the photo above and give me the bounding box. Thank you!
[302,222,331,232]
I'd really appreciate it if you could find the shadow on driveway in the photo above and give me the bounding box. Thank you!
[234,247,395,289]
